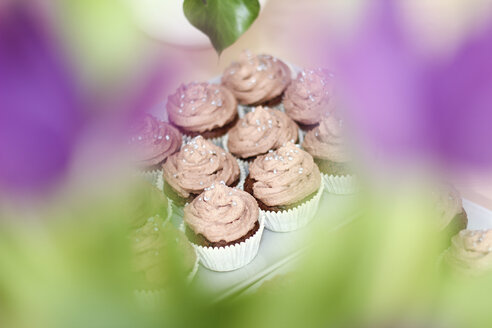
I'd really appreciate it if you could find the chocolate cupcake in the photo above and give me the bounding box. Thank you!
[226,106,298,162]
[184,183,264,271]
[222,50,291,106]
[162,136,242,206]
[245,142,324,232]
[443,229,492,276]
[302,115,356,194]
[283,68,335,131]
[166,82,238,146]
[129,114,182,171]
[129,181,170,230]
[132,215,197,290]
[434,184,468,241]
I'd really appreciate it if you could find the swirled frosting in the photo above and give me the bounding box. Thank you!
[222,50,291,105]
[162,136,240,198]
[129,114,182,167]
[283,68,335,125]
[166,82,237,133]
[249,142,321,206]
[434,185,463,230]
[132,216,196,287]
[445,229,492,275]
[227,106,298,159]
[302,115,350,162]
[184,184,259,243]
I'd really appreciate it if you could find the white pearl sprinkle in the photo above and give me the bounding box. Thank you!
[217,99,222,107]
[232,201,237,206]
[165,135,170,140]
[137,136,142,141]
[298,167,303,174]
[273,169,277,174]
[211,100,216,106]
[215,89,220,94]
[200,181,204,185]
[288,156,293,161]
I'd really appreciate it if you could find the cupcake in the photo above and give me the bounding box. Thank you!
[166,82,238,145]
[283,68,335,131]
[162,136,242,206]
[434,184,468,240]
[129,181,170,230]
[129,114,182,171]
[302,115,356,194]
[132,215,197,290]
[244,142,324,232]
[226,106,298,162]
[443,229,492,276]
[184,183,264,271]
[222,50,291,107]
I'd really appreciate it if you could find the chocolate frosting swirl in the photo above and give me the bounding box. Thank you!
[222,50,291,105]
[227,106,298,159]
[166,82,237,133]
[249,142,321,206]
[302,115,350,162]
[129,114,182,167]
[184,184,259,243]
[445,229,492,275]
[162,136,240,198]
[283,68,335,125]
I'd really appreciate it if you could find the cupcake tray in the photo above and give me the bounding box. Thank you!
[171,191,361,300]
[147,65,492,300]
[184,198,492,301]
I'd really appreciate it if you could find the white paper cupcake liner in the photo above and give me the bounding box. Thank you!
[322,174,357,195]
[298,128,307,144]
[134,289,165,310]
[138,169,161,188]
[182,134,225,149]
[191,217,265,272]
[261,179,324,232]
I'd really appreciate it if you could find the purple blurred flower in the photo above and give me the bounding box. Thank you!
[333,0,492,168]
[0,4,83,195]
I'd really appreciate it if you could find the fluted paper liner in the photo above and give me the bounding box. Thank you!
[134,247,199,309]
[191,217,265,272]
[322,174,357,195]
[261,179,324,232]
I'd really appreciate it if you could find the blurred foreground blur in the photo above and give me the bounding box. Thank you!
[1,1,492,328]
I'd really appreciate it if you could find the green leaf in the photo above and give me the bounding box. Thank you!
[183,0,260,55]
